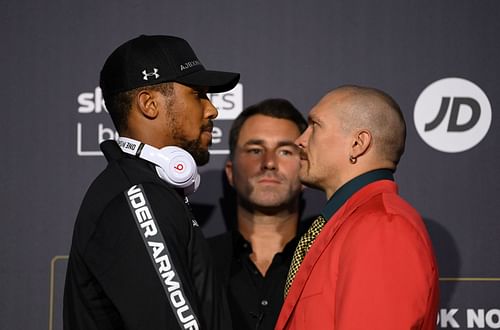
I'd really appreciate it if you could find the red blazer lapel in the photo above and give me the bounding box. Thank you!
[277,208,348,328]
[276,180,397,329]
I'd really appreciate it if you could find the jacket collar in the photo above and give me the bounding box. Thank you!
[321,169,394,220]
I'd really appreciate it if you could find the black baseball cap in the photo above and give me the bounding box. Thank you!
[100,35,240,98]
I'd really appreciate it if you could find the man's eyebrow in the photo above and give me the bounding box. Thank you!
[308,113,318,123]
[242,139,265,146]
[242,139,298,148]
[276,141,299,148]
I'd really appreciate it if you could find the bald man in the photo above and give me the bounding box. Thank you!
[275,85,439,330]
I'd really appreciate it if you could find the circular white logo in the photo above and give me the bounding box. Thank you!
[414,77,491,153]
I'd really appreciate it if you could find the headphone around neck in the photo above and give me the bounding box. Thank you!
[117,137,200,195]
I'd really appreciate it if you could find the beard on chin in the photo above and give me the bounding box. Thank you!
[170,119,212,166]
[179,138,210,166]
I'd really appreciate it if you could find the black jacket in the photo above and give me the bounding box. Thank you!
[63,140,231,329]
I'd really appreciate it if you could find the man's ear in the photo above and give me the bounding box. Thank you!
[225,159,234,187]
[351,129,372,158]
[136,90,159,119]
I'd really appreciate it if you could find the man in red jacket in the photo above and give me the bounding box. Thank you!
[276,85,439,330]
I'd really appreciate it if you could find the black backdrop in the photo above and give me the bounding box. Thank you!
[2,1,499,329]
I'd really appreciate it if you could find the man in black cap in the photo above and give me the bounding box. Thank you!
[63,35,240,330]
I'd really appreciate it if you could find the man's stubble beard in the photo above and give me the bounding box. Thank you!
[236,179,302,216]
[179,138,210,166]
[165,107,211,166]
[170,123,210,166]
[299,160,326,192]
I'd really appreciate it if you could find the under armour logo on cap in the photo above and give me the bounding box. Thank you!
[142,68,160,81]
[100,35,239,98]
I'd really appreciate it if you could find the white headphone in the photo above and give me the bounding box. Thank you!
[117,137,200,195]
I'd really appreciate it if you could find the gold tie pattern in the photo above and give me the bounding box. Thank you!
[284,215,326,297]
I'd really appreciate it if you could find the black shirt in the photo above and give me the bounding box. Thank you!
[209,221,311,330]
[63,140,231,330]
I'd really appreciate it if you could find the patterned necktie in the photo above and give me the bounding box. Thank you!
[284,215,326,297]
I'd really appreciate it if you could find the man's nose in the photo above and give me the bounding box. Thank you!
[295,127,310,149]
[262,151,277,170]
[204,99,218,119]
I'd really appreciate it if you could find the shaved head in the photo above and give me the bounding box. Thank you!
[297,84,407,197]
[332,85,406,166]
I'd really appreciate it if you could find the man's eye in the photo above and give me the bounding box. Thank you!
[279,148,298,156]
[247,148,262,155]
[195,91,208,100]
[309,122,320,132]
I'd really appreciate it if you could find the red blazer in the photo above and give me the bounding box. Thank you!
[276,180,439,330]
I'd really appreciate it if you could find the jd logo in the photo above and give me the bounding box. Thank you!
[414,78,491,153]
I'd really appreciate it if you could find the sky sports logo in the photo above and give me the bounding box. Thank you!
[76,84,243,156]
[414,78,492,153]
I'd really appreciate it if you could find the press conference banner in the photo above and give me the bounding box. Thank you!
[2,1,499,329]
